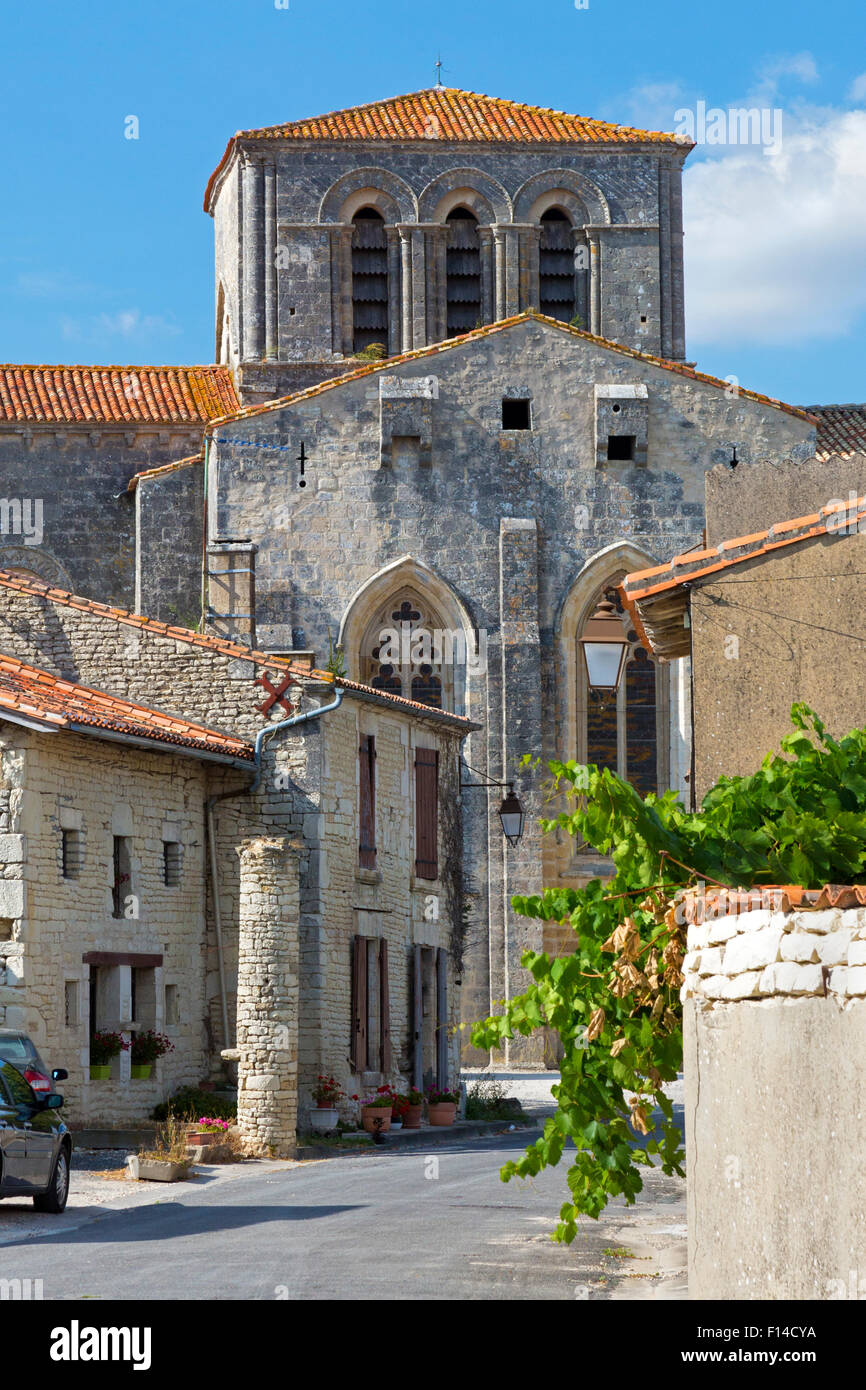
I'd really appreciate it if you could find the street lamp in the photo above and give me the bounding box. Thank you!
[579,596,629,694]
[461,767,526,847]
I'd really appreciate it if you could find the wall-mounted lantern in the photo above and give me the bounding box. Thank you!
[461,766,526,847]
[579,596,629,695]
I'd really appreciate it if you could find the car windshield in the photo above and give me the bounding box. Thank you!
[0,1036,33,1062]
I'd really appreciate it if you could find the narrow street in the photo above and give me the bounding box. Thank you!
[0,1132,686,1301]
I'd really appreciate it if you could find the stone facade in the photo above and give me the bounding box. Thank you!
[684,900,866,1299]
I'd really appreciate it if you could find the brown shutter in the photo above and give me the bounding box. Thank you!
[412,944,423,1090]
[350,936,368,1070]
[436,948,449,1088]
[379,938,391,1073]
[359,735,377,868]
[414,747,439,880]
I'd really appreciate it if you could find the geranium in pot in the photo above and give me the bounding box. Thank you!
[359,1091,393,1135]
[129,1030,174,1080]
[390,1093,410,1131]
[89,1031,128,1080]
[402,1087,424,1130]
[187,1116,231,1147]
[426,1084,460,1126]
[311,1074,344,1132]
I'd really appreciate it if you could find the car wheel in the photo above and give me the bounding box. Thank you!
[33,1147,70,1214]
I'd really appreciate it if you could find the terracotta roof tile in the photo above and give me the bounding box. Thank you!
[806,405,866,460]
[205,86,689,209]
[0,654,254,762]
[205,312,816,434]
[127,455,203,493]
[0,367,238,425]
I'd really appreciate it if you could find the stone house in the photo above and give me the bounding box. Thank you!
[620,450,866,798]
[0,572,473,1145]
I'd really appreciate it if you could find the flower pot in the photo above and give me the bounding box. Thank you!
[310,1107,339,1133]
[187,1130,224,1147]
[390,1119,403,1131]
[402,1104,423,1130]
[126,1155,190,1183]
[361,1107,391,1135]
[89,1064,111,1080]
[427,1102,456,1127]
[130,1063,152,1080]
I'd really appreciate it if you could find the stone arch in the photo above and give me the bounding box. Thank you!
[0,546,73,591]
[319,168,416,224]
[418,168,511,224]
[338,556,479,716]
[556,542,669,791]
[513,170,610,226]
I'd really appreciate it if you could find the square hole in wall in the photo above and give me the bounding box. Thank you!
[501,398,532,431]
[163,841,183,887]
[61,828,82,880]
[64,981,80,1028]
[607,434,636,462]
[165,984,179,1027]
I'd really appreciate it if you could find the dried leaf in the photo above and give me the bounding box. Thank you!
[630,1104,650,1136]
[610,1037,629,1058]
[586,1007,606,1042]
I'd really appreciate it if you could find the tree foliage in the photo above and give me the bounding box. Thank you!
[471,705,866,1242]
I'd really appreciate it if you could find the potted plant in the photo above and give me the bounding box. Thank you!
[187,1116,230,1147]
[311,1074,344,1132]
[130,1030,174,1079]
[359,1091,393,1135]
[402,1087,424,1130]
[128,1114,193,1182]
[426,1084,460,1126]
[390,1093,410,1131]
[89,1031,128,1079]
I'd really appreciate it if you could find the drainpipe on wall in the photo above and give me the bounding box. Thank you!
[206,684,344,1054]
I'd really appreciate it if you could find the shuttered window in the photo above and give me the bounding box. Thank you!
[446,208,481,337]
[350,935,391,1072]
[539,208,576,322]
[415,747,439,880]
[352,209,389,354]
[350,936,368,1070]
[359,734,377,869]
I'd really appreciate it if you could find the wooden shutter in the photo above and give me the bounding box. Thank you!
[412,944,423,1090]
[436,948,449,1087]
[350,936,368,1070]
[359,735,377,869]
[414,747,439,880]
[379,938,391,1073]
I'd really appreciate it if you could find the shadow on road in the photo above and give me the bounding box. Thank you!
[0,1202,365,1249]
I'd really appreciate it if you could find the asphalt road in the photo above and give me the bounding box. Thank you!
[0,1132,686,1301]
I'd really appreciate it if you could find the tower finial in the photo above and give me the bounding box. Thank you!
[434,54,445,89]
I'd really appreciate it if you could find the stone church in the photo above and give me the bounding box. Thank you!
[1,86,862,1064]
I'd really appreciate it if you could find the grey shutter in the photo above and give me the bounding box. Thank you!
[436,947,449,1087]
[351,936,368,1070]
[379,938,391,1073]
[412,944,423,1091]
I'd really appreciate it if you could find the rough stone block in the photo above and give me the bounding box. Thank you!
[706,918,740,945]
[697,947,723,976]
[792,909,841,935]
[780,934,820,963]
[758,962,823,995]
[721,971,764,1000]
[724,926,784,974]
[817,932,852,966]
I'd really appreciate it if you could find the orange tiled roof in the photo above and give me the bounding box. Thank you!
[0,571,476,730]
[204,87,688,208]
[0,366,239,425]
[206,312,817,432]
[619,493,866,658]
[807,405,866,460]
[0,654,254,762]
[127,454,203,493]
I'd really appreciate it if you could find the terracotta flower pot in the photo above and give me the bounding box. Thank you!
[187,1130,224,1146]
[402,1104,423,1130]
[361,1107,391,1134]
[427,1102,456,1127]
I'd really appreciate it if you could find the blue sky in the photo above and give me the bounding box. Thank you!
[1,0,864,405]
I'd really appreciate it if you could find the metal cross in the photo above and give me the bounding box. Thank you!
[256,672,294,717]
[297,441,308,489]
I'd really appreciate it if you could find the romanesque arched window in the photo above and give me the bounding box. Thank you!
[360,590,459,711]
[445,208,482,337]
[539,209,576,323]
[352,208,389,354]
[582,589,659,797]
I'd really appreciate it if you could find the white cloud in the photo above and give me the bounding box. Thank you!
[684,106,866,348]
[754,51,819,98]
[61,309,182,342]
[848,73,866,102]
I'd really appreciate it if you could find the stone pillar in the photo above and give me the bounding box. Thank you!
[478,227,495,324]
[574,229,590,329]
[263,162,277,360]
[587,230,602,336]
[521,225,541,311]
[505,226,520,317]
[241,155,265,361]
[658,162,673,359]
[399,227,413,352]
[411,227,427,348]
[426,225,447,344]
[235,836,301,1158]
[386,226,402,357]
[493,227,508,321]
[669,167,686,360]
[339,226,354,356]
[498,518,545,1068]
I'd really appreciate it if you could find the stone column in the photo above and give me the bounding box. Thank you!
[339,226,354,356]
[478,227,495,324]
[520,225,541,311]
[426,225,447,344]
[263,162,277,360]
[573,229,590,329]
[657,162,673,359]
[386,227,402,357]
[411,227,428,348]
[493,227,508,320]
[498,518,545,1068]
[235,836,301,1158]
[587,230,602,336]
[669,167,686,360]
[399,227,413,352]
[241,154,264,361]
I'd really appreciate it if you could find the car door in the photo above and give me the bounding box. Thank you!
[0,1063,53,1190]
[0,1067,31,1191]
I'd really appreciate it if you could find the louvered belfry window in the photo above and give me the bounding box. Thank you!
[539,209,576,322]
[446,208,482,337]
[359,734,377,869]
[415,747,439,880]
[352,208,389,353]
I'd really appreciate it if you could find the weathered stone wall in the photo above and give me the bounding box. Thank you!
[705,450,866,548]
[135,461,204,626]
[0,424,205,608]
[0,725,210,1127]
[684,902,866,1299]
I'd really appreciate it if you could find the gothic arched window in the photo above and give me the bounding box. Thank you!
[582,589,659,797]
[539,209,576,323]
[352,208,389,354]
[446,208,482,337]
[360,591,459,711]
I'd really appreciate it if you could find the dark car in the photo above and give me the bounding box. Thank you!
[0,1030,59,1096]
[0,1058,71,1212]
